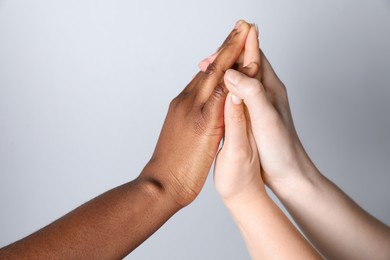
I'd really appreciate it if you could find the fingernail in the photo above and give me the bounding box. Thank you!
[244,62,254,68]
[198,60,207,71]
[232,94,242,105]
[236,22,245,32]
[207,51,218,62]
[199,57,208,65]
[198,57,210,67]
[225,69,241,86]
[234,20,244,29]
[199,51,217,66]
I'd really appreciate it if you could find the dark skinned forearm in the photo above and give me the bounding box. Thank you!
[0,169,181,259]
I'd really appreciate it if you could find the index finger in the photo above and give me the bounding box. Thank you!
[198,20,246,72]
[198,24,260,78]
[195,21,251,103]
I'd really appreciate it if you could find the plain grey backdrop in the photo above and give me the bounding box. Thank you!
[1,1,389,259]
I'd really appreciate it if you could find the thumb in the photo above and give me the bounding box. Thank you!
[222,93,250,153]
[224,69,271,117]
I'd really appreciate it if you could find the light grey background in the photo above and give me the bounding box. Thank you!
[1,1,389,259]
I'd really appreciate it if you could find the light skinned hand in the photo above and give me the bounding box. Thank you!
[201,45,315,193]
[203,29,390,260]
[223,55,317,191]
[213,25,264,201]
[210,25,321,259]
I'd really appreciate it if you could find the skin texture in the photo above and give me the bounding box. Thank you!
[0,21,252,259]
[213,26,321,260]
[201,31,390,259]
[216,95,321,260]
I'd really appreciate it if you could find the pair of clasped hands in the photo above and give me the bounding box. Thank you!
[150,20,323,259]
[1,20,389,260]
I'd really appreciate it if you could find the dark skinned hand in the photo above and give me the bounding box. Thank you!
[141,21,252,207]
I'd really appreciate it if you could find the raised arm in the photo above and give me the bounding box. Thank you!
[199,23,390,258]
[222,49,390,259]
[0,21,252,259]
[212,25,320,259]
[215,93,320,260]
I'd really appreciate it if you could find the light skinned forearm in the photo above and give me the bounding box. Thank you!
[0,170,182,259]
[223,184,321,260]
[270,166,390,260]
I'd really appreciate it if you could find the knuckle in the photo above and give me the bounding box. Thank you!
[204,62,218,77]
[227,113,246,124]
[169,97,180,110]
[213,84,228,99]
[224,146,251,163]
[280,87,288,102]
[223,39,241,57]
[245,79,264,97]
[179,90,190,99]
[192,115,223,138]
[223,39,235,51]
[169,95,189,113]
[250,63,261,77]
[272,82,288,104]
[241,62,260,78]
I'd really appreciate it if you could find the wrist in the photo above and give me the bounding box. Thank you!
[222,182,268,209]
[139,162,198,209]
[263,140,323,200]
[266,163,323,205]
